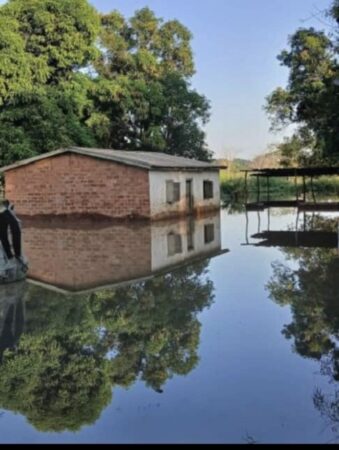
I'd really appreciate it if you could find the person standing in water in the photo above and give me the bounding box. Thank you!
[0,200,28,281]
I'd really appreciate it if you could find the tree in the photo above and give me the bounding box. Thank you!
[89,8,212,160]
[1,0,100,86]
[0,82,96,166]
[0,2,212,165]
[96,8,194,80]
[0,0,100,165]
[265,3,339,166]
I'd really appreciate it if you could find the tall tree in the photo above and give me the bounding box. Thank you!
[89,8,212,160]
[0,2,212,165]
[265,2,339,166]
[1,0,100,85]
[0,0,100,164]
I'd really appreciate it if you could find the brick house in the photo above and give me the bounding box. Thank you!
[0,148,226,220]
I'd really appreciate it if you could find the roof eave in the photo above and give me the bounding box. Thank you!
[0,147,227,173]
[149,165,227,171]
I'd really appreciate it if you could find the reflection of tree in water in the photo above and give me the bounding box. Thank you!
[0,261,214,432]
[266,216,339,438]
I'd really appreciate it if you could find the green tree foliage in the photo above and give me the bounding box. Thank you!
[0,84,96,166]
[88,73,211,158]
[267,216,339,359]
[0,0,100,164]
[91,262,214,391]
[0,16,38,105]
[0,331,112,432]
[266,215,339,435]
[89,7,211,159]
[0,1,211,165]
[0,262,214,432]
[1,0,100,85]
[265,2,339,166]
[96,8,194,79]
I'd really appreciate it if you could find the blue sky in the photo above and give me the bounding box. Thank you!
[0,0,333,159]
[92,0,332,159]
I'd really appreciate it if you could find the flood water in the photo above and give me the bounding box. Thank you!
[0,206,339,443]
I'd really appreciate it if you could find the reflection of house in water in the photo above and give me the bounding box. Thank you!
[23,212,226,293]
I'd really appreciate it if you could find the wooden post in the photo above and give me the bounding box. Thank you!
[257,210,261,234]
[257,175,260,204]
[294,171,298,202]
[311,176,316,203]
[295,210,300,246]
[245,209,249,245]
[303,176,306,202]
[266,176,270,203]
[244,171,248,203]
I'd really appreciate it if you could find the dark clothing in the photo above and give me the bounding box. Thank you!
[0,210,21,259]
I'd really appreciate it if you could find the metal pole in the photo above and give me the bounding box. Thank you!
[257,175,260,204]
[303,176,306,202]
[244,171,248,204]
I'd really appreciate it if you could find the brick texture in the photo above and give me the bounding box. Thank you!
[23,219,152,291]
[5,153,150,219]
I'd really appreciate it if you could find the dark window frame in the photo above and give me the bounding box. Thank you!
[167,232,183,256]
[204,224,215,244]
[203,180,214,200]
[166,180,181,204]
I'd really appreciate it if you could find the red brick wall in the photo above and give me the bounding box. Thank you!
[23,220,152,291]
[5,153,150,218]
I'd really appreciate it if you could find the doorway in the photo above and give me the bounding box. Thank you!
[186,179,194,213]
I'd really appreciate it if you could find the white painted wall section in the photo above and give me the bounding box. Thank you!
[149,170,220,218]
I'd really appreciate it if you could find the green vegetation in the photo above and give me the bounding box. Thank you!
[220,170,339,201]
[266,216,339,434]
[265,0,339,166]
[0,261,214,432]
[220,170,293,200]
[0,0,211,167]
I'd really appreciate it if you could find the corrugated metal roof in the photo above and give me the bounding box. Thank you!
[0,147,226,172]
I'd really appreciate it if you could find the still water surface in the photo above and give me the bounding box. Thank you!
[0,206,338,443]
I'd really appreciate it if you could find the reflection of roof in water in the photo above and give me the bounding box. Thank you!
[22,213,228,295]
[246,201,339,212]
[252,231,339,249]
